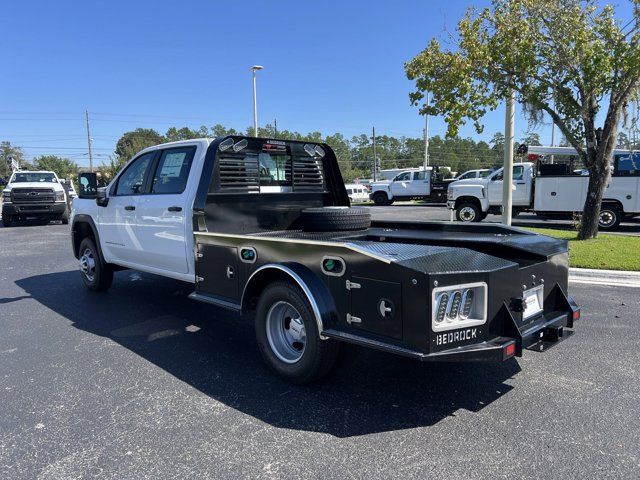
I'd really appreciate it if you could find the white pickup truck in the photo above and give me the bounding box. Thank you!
[369,168,433,205]
[2,170,69,227]
[447,156,640,229]
[71,136,580,383]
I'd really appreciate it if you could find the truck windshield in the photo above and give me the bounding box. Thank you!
[11,172,57,183]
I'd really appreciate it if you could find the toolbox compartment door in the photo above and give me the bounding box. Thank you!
[196,244,239,301]
[349,276,402,340]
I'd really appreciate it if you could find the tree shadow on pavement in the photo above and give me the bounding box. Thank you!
[17,270,521,438]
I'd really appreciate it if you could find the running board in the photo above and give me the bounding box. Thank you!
[188,292,241,311]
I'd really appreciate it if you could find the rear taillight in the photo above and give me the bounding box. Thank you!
[504,343,516,359]
[572,309,581,321]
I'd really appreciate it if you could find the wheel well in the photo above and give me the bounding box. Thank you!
[372,190,388,198]
[241,264,330,339]
[455,196,482,210]
[601,200,624,213]
[72,221,96,259]
[242,268,299,313]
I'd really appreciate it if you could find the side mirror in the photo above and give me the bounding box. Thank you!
[96,187,109,207]
[78,173,98,198]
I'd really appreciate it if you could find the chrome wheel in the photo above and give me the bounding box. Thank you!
[79,247,96,282]
[265,301,306,364]
[599,210,616,228]
[459,206,476,222]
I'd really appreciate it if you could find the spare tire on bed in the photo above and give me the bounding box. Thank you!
[300,207,371,232]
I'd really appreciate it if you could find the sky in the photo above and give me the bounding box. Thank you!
[1,0,636,167]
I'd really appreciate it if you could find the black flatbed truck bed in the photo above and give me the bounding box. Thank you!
[184,137,579,382]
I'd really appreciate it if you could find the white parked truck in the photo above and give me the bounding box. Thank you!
[447,148,640,230]
[2,170,69,227]
[370,168,432,205]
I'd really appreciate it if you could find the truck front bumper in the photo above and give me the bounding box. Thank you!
[2,202,66,216]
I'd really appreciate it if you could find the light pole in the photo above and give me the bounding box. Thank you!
[251,65,264,137]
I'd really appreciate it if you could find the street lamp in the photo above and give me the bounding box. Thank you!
[251,65,264,137]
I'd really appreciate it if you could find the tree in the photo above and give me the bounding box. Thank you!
[109,128,165,174]
[521,131,542,146]
[115,128,165,162]
[406,0,640,239]
[32,155,78,180]
[0,141,25,179]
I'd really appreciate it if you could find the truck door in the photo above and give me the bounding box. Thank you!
[410,170,431,196]
[511,165,531,206]
[99,152,156,265]
[134,146,197,274]
[488,166,529,206]
[389,171,412,198]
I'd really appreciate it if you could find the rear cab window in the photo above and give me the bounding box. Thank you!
[151,147,196,194]
[212,140,326,194]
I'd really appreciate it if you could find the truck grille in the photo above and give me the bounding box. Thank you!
[11,188,56,203]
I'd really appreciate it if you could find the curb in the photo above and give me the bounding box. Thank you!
[569,267,640,288]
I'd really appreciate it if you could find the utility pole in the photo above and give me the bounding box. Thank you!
[85,110,93,172]
[274,118,278,138]
[502,89,515,226]
[251,65,264,137]
[372,126,377,182]
[423,92,430,169]
[550,94,555,164]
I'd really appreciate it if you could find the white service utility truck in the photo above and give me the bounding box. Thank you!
[447,146,640,230]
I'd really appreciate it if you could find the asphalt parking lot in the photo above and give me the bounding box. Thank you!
[1,223,639,479]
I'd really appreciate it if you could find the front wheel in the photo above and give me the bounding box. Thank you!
[255,281,339,384]
[599,205,622,230]
[60,208,69,225]
[2,215,13,227]
[78,237,113,291]
[456,202,481,222]
[372,192,391,206]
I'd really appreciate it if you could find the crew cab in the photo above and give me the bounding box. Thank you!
[370,168,432,205]
[447,152,640,229]
[72,136,579,384]
[2,170,69,227]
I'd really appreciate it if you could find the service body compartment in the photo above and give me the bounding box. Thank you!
[534,176,588,212]
[349,276,402,340]
[196,244,239,301]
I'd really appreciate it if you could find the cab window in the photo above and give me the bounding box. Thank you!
[114,153,154,195]
[394,172,411,181]
[150,147,195,194]
[492,166,524,182]
[458,171,473,180]
[414,170,427,180]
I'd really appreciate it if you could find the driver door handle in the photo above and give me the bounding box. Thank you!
[168,206,182,212]
[124,205,135,211]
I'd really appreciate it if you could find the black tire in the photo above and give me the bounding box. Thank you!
[78,237,113,292]
[2,215,12,227]
[598,204,622,230]
[372,192,391,206]
[300,206,371,232]
[60,208,69,225]
[255,281,340,384]
[456,202,481,222]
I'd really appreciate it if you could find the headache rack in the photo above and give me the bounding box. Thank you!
[215,152,325,193]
